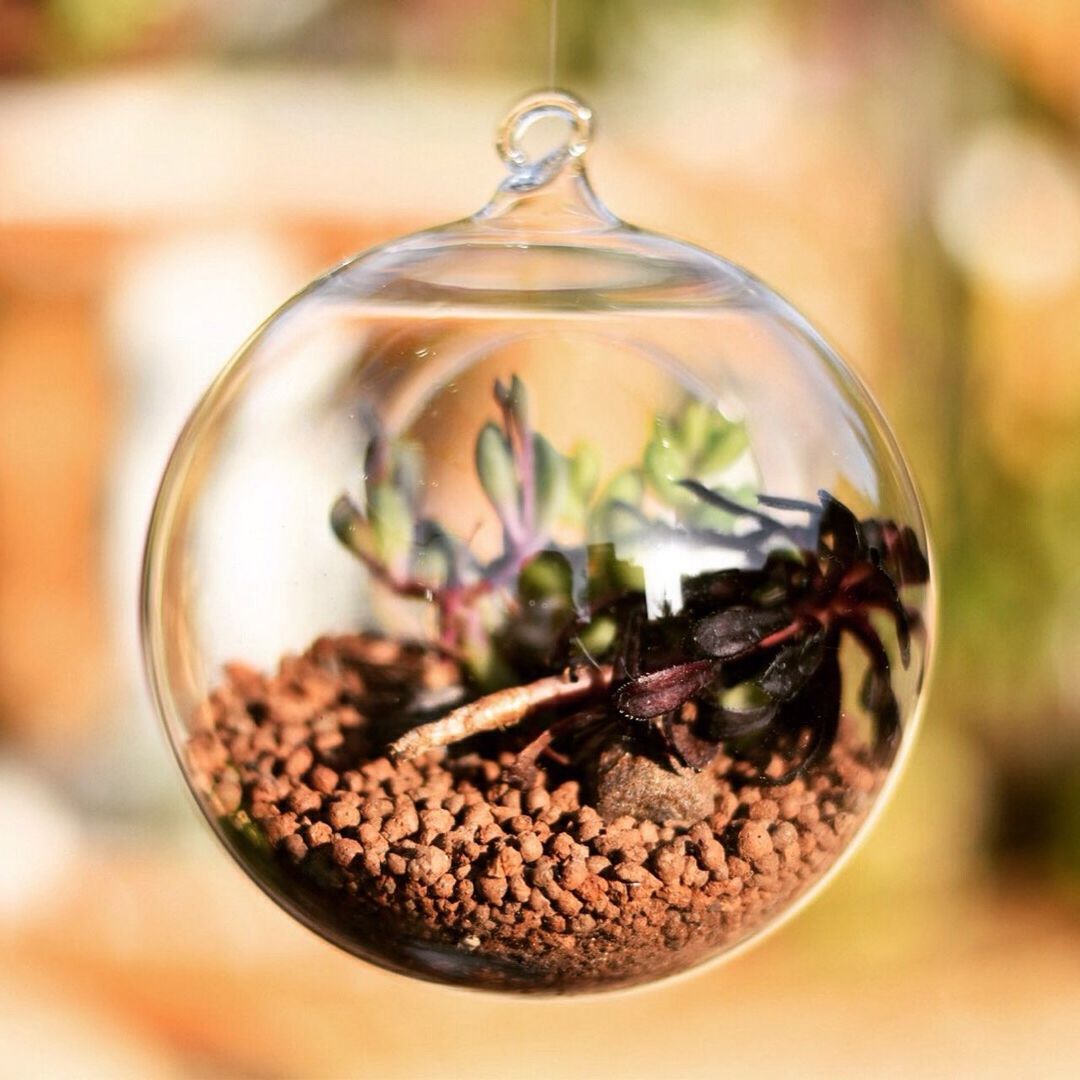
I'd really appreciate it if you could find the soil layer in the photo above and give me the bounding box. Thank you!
[186,634,885,993]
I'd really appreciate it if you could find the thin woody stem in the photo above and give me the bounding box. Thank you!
[388,664,614,761]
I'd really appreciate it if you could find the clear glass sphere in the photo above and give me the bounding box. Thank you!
[144,91,934,994]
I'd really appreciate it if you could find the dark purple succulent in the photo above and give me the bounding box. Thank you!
[614,489,929,784]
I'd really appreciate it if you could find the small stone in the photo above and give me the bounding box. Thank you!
[550,781,581,810]
[573,807,603,842]
[361,796,393,825]
[771,821,798,849]
[410,845,451,885]
[755,851,780,874]
[478,822,504,845]
[462,803,494,829]
[680,861,709,889]
[433,873,457,899]
[576,874,608,906]
[315,729,344,754]
[479,876,508,904]
[586,855,611,875]
[282,834,307,862]
[596,747,715,824]
[383,800,420,843]
[638,821,660,845]
[738,821,773,862]
[288,785,322,816]
[518,833,544,863]
[187,732,228,775]
[615,863,657,887]
[561,859,589,891]
[710,792,739,831]
[554,891,583,918]
[697,838,728,874]
[508,873,532,903]
[306,821,333,847]
[532,857,559,892]
[491,846,524,877]
[420,808,454,836]
[283,746,313,778]
[728,855,752,879]
[264,813,299,844]
[551,832,588,862]
[328,800,360,830]
[309,765,339,795]
[213,778,242,814]
[358,822,386,849]
[331,837,362,867]
[652,847,687,886]
[524,788,550,814]
[688,822,712,846]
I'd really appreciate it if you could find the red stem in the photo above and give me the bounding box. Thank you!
[757,620,807,650]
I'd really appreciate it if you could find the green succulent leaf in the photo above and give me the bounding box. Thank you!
[368,484,414,565]
[600,467,644,507]
[533,433,568,532]
[476,421,520,526]
[390,441,424,510]
[698,422,750,476]
[330,494,377,559]
[675,399,712,458]
[496,373,531,430]
[568,440,601,501]
[519,550,574,604]
[592,500,646,544]
[576,614,617,658]
[644,438,693,506]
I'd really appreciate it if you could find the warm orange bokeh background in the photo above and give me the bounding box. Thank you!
[2,2,1079,1076]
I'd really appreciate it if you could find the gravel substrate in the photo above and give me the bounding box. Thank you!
[186,634,886,993]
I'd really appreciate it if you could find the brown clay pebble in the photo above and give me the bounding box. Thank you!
[328,800,360,830]
[738,821,774,862]
[309,765,339,795]
[518,833,544,863]
[306,821,333,847]
[771,821,799,849]
[188,633,886,993]
[332,837,362,867]
[213,778,242,814]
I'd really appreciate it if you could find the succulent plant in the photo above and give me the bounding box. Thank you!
[331,376,927,788]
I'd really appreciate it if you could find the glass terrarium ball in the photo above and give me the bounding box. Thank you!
[144,92,933,994]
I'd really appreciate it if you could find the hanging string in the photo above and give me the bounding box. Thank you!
[547,0,558,87]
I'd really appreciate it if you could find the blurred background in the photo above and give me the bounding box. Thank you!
[2,0,1079,1076]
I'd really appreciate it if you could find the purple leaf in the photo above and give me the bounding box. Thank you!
[757,626,826,701]
[662,714,723,770]
[711,702,779,738]
[860,664,901,761]
[760,648,842,786]
[693,606,792,659]
[614,660,717,720]
[817,490,864,567]
[861,519,930,587]
[846,565,911,666]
